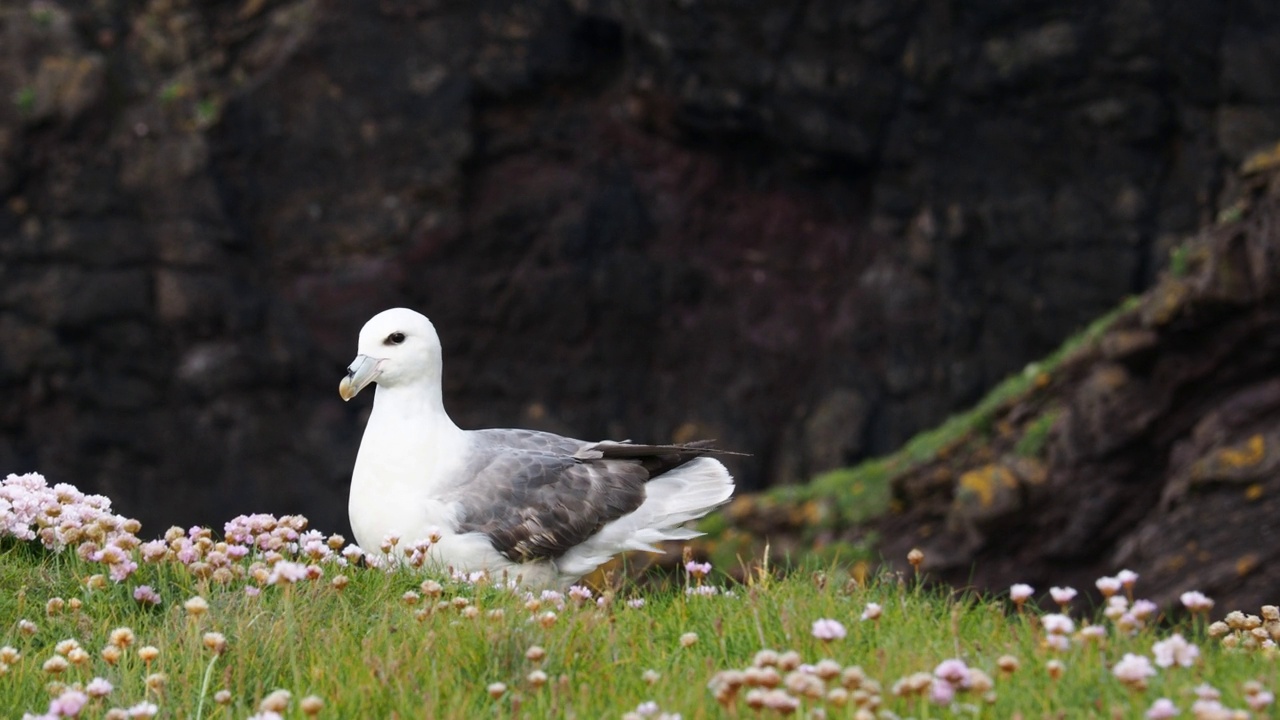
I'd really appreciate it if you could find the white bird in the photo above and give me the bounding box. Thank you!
[339,307,736,586]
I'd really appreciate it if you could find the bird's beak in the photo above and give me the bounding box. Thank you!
[339,355,386,401]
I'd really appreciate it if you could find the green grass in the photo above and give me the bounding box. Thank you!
[1,536,1275,719]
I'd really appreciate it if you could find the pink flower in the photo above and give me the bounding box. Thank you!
[132,586,161,606]
[1146,698,1179,719]
[1041,613,1075,635]
[1096,576,1122,596]
[860,602,882,621]
[1049,586,1077,605]
[685,561,712,578]
[811,618,847,641]
[933,659,971,688]
[1246,691,1275,712]
[1009,584,1034,603]
[1112,653,1156,686]
[49,689,89,716]
[1117,569,1139,588]
[929,678,955,705]
[626,598,646,609]
[267,561,307,585]
[85,677,113,698]
[1152,634,1199,668]
[1131,599,1158,620]
[1179,591,1214,612]
[568,585,593,603]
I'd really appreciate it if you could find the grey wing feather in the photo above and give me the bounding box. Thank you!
[451,430,738,562]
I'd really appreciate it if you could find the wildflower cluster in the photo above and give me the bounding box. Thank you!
[1207,606,1280,652]
[1,473,141,581]
[709,649,886,716]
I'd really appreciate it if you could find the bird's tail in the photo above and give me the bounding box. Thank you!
[555,457,735,579]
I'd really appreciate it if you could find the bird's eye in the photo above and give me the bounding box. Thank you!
[385,332,406,346]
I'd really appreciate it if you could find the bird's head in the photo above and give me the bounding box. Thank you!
[339,307,443,401]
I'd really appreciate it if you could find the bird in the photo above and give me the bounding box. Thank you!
[338,307,736,587]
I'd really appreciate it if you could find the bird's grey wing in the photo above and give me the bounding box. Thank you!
[448,442,647,563]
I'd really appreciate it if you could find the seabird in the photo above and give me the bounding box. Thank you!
[339,308,736,586]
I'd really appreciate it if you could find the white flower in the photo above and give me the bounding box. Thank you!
[1096,576,1122,596]
[1049,586,1077,604]
[1009,584,1034,603]
[1112,653,1156,686]
[86,677,114,697]
[1152,634,1199,668]
[1041,613,1075,635]
[1116,569,1139,587]
[811,618,847,641]
[1179,591,1214,612]
[860,602,882,621]
[1146,698,1179,719]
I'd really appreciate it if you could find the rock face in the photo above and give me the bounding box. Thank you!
[2,0,1279,540]
[872,164,1280,612]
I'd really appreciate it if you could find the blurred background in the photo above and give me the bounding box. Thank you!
[2,0,1278,560]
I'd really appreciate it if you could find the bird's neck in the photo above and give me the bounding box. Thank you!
[368,382,462,437]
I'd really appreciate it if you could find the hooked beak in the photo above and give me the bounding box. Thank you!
[339,355,386,401]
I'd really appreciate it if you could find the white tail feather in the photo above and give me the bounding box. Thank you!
[556,457,734,579]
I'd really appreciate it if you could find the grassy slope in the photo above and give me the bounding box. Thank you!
[1,538,1273,718]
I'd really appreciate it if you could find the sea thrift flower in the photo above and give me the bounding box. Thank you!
[137,646,159,663]
[996,655,1019,673]
[86,677,113,698]
[1131,599,1158,620]
[1179,591,1214,612]
[300,695,324,715]
[812,618,847,641]
[1042,613,1075,635]
[127,701,158,718]
[1146,698,1179,719]
[860,602,882,621]
[1246,691,1275,712]
[929,678,955,705]
[527,669,548,687]
[49,689,89,716]
[626,598,646,609]
[1152,634,1199,668]
[109,628,135,648]
[933,659,971,688]
[685,561,712,578]
[214,690,232,704]
[679,632,699,648]
[1117,569,1139,588]
[183,596,209,616]
[42,656,69,674]
[1096,576,1121,597]
[643,669,661,684]
[1112,653,1156,688]
[526,645,546,662]
[267,561,307,585]
[203,632,227,654]
[132,586,160,606]
[1010,584,1034,604]
[568,585,592,603]
[1049,586,1077,606]
[486,682,507,699]
[1045,660,1064,680]
[259,689,292,712]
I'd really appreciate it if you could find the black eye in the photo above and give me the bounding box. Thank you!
[385,332,406,346]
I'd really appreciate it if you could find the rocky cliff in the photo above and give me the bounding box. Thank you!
[2,0,1279,542]
[721,156,1280,611]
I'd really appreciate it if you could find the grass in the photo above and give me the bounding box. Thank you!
[1,527,1276,719]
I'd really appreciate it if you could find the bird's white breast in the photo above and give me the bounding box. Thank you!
[347,408,470,553]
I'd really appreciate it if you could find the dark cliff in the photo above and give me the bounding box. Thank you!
[2,0,1279,542]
